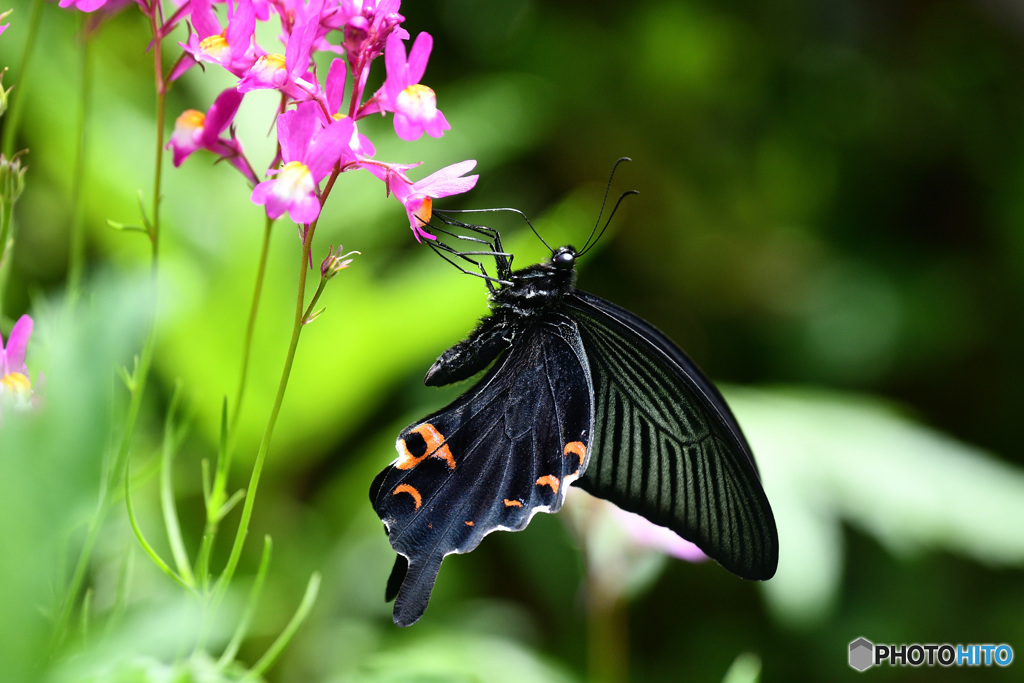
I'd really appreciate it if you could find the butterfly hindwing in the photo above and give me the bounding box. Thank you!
[370,315,594,625]
[565,291,779,580]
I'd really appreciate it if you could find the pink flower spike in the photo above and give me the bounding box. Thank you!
[168,109,206,166]
[325,58,347,115]
[284,8,320,78]
[305,117,357,180]
[182,0,258,78]
[413,160,480,199]
[201,89,244,144]
[277,104,317,165]
[237,54,289,93]
[167,89,245,169]
[251,104,356,224]
[239,11,319,97]
[367,159,478,241]
[379,31,450,141]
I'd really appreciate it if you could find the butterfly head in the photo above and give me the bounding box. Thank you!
[551,246,578,271]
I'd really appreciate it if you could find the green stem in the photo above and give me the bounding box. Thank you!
[214,169,341,597]
[196,215,274,594]
[148,13,165,265]
[66,19,93,304]
[51,13,167,646]
[0,0,44,158]
[51,335,156,649]
[231,213,275,438]
[160,381,195,586]
[218,536,272,667]
[216,222,318,597]
[586,570,628,683]
[126,452,198,596]
[0,219,11,325]
[245,572,321,679]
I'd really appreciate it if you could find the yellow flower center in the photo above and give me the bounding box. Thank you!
[397,84,437,117]
[176,109,206,131]
[253,53,286,80]
[276,161,314,198]
[261,53,286,69]
[199,32,230,60]
[0,372,31,396]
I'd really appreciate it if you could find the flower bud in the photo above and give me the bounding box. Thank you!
[0,152,26,208]
[320,244,360,280]
[0,67,10,118]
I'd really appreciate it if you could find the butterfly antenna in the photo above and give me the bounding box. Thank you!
[579,188,638,257]
[578,157,632,254]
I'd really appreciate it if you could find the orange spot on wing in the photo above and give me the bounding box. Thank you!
[392,484,422,509]
[396,423,456,470]
[564,441,587,476]
[503,498,523,508]
[465,520,474,526]
[535,475,560,493]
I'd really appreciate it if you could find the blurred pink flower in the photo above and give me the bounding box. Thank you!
[608,503,707,562]
[57,0,138,14]
[0,314,33,401]
[563,488,706,608]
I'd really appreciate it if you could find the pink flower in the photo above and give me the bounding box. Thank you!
[325,0,405,64]
[374,31,449,140]
[57,0,137,13]
[0,315,33,401]
[167,89,254,182]
[314,59,376,156]
[237,13,318,99]
[608,504,707,563]
[251,103,356,224]
[367,159,477,241]
[182,0,258,78]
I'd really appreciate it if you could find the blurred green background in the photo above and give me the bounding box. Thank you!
[2,0,1024,680]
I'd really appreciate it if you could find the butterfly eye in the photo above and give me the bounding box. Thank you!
[552,248,576,270]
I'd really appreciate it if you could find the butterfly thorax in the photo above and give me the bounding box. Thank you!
[492,260,577,317]
[423,246,578,387]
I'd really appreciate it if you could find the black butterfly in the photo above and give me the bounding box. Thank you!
[370,170,778,626]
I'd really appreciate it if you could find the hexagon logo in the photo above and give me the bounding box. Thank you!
[849,637,874,671]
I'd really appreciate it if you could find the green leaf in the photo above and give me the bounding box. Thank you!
[724,386,1024,627]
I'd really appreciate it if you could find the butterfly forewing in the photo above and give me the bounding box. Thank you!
[371,316,594,625]
[566,291,779,580]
